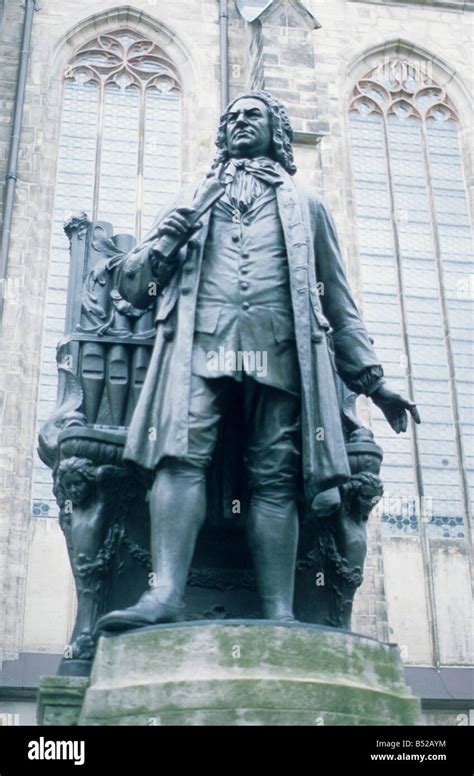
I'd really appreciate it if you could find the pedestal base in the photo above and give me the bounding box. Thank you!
[37,676,90,726]
[74,621,420,726]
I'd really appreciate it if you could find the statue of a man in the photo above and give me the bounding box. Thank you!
[97,91,419,631]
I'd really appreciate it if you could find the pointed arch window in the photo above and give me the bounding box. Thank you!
[59,30,182,236]
[32,29,182,517]
[349,59,473,538]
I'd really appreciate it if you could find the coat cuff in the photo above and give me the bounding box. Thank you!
[344,365,385,396]
[149,251,177,292]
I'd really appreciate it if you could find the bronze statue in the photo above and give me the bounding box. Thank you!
[94,91,420,633]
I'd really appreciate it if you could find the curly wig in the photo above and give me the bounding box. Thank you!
[211,90,297,176]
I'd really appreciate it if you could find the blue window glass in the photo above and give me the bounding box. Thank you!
[350,60,472,538]
[32,30,182,517]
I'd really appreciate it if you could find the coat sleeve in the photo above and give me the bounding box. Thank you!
[117,189,189,310]
[310,194,385,396]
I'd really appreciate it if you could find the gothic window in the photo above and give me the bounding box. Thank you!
[32,30,182,517]
[349,59,473,538]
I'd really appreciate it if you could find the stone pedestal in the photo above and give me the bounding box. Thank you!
[37,676,90,726]
[73,622,420,726]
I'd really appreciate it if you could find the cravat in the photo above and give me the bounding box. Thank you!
[223,157,284,212]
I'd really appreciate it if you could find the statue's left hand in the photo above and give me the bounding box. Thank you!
[370,384,421,434]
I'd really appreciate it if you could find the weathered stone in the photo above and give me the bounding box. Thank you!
[78,622,420,726]
[37,676,89,726]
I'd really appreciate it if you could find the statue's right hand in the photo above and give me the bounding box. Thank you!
[155,207,201,242]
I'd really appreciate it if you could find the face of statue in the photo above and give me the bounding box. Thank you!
[225,97,273,159]
[359,488,381,515]
[63,472,92,506]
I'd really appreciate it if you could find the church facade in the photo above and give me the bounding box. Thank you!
[0,0,472,725]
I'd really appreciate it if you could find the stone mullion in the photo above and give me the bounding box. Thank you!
[381,109,441,668]
[92,80,104,222]
[135,84,146,243]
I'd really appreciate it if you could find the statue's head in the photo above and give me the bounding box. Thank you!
[55,457,97,507]
[212,90,297,175]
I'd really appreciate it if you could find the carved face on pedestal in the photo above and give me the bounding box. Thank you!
[57,458,97,508]
[62,472,93,507]
[358,480,383,518]
[225,97,273,159]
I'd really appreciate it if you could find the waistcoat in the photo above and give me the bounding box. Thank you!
[192,186,300,394]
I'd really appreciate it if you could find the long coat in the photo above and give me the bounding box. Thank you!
[119,166,382,502]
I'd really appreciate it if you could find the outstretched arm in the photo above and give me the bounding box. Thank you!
[312,195,420,434]
[370,383,420,433]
